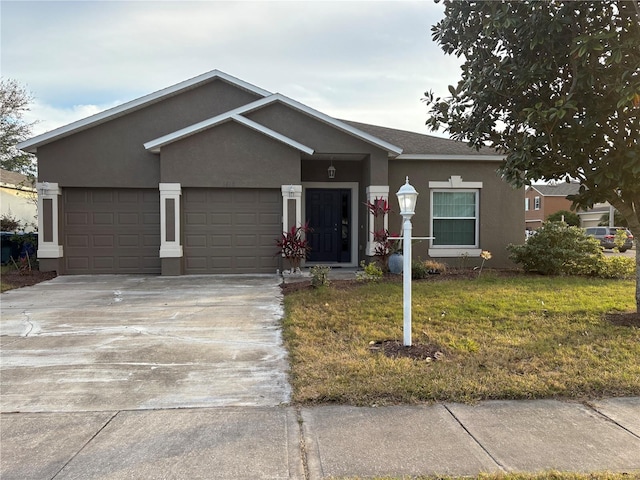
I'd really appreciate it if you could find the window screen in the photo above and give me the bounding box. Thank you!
[432,191,477,246]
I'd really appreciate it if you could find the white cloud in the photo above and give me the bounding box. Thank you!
[26,100,124,136]
[3,0,462,137]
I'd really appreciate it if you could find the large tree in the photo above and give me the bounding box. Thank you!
[425,0,640,311]
[1,78,37,177]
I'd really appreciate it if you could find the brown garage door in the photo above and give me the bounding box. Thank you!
[63,188,161,274]
[183,188,280,274]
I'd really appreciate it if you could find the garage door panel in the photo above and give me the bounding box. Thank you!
[93,213,114,225]
[210,234,232,246]
[93,235,114,247]
[210,213,232,225]
[183,188,280,274]
[67,212,88,226]
[64,188,160,274]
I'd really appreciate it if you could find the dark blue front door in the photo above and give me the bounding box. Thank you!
[306,189,351,263]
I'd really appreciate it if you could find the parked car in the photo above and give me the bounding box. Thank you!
[584,227,634,252]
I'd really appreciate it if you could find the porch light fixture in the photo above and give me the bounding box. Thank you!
[288,185,295,198]
[396,176,419,346]
[328,161,336,179]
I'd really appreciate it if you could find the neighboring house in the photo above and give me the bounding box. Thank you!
[577,202,614,228]
[525,182,581,230]
[0,168,37,232]
[18,70,523,275]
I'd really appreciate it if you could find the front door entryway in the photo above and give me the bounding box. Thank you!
[305,189,351,263]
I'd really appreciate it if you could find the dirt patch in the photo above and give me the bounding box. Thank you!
[605,312,640,328]
[369,339,445,361]
[1,270,57,290]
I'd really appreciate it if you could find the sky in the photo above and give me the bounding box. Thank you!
[1,1,464,138]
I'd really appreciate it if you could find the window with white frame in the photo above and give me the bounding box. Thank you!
[428,176,482,257]
[431,190,479,247]
[534,196,541,210]
[525,198,530,211]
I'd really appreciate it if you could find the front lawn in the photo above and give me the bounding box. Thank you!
[282,273,640,405]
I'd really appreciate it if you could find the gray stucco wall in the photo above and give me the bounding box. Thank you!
[37,80,263,187]
[388,159,524,269]
[246,103,389,185]
[160,121,301,188]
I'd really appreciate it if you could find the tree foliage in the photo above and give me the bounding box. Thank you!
[1,78,37,176]
[426,0,640,310]
[547,209,581,227]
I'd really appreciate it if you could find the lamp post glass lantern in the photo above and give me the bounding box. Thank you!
[396,176,418,346]
[397,177,418,216]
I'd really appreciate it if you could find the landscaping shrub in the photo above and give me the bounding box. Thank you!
[310,265,331,288]
[595,256,636,279]
[546,209,581,226]
[356,260,383,282]
[412,259,430,279]
[508,221,602,275]
[412,259,447,279]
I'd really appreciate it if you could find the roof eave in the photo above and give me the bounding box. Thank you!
[17,70,272,153]
[395,154,505,161]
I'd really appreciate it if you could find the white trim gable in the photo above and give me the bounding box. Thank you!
[270,94,403,156]
[143,93,402,156]
[145,113,315,155]
[18,70,271,153]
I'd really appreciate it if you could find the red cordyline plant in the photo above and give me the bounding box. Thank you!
[366,197,391,217]
[366,197,398,271]
[276,222,312,273]
[373,228,400,269]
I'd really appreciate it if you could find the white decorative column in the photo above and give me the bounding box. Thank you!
[366,185,389,256]
[36,182,63,258]
[159,183,183,258]
[281,185,302,231]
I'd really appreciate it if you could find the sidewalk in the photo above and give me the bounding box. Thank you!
[2,398,639,479]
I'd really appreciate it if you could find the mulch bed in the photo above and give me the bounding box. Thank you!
[1,270,57,289]
[369,339,445,361]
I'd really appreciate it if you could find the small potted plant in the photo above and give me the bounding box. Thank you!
[276,222,312,274]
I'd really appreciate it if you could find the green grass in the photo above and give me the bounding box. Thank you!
[1,264,16,292]
[283,273,640,405]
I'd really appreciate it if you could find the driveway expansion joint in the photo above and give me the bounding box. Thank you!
[51,411,119,479]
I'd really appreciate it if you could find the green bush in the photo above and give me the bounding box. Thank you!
[310,265,331,288]
[356,260,383,282]
[508,221,602,275]
[412,259,447,279]
[547,209,581,226]
[595,256,636,279]
[412,259,429,279]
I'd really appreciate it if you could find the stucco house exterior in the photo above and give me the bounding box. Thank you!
[0,168,37,232]
[18,70,523,275]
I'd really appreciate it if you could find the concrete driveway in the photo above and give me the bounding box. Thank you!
[0,275,290,412]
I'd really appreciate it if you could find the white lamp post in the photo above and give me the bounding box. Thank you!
[396,177,418,346]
